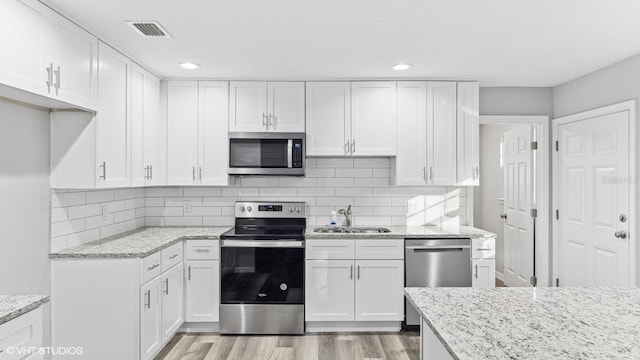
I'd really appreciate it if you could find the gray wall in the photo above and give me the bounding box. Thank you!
[553,53,640,118]
[480,87,553,116]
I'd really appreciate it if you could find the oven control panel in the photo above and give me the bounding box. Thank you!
[235,201,306,218]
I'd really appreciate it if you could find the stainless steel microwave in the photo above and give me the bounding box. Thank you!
[228,132,305,176]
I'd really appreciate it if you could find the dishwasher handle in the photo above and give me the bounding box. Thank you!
[407,245,470,252]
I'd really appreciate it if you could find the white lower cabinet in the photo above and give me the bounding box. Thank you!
[0,306,44,360]
[305,239,404,324]
[140,277,162,360]
[184,240,220,323]
[471,237,496,288]
[161,264,184,343]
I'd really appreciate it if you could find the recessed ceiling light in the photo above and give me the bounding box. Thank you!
[391,63,412,71]
[180,62,200,70]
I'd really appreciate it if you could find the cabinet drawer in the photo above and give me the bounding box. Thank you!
[0,307,43,355]
[185,240,219,260]
[141,252,162,284]
[306,239,355,260]
[471,237,496,259]
[162,242,184,270]
[355,239,404,260]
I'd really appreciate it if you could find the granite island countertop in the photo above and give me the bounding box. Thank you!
[0,295,49,326]
[50,226,230,259]
[305,225,495,239]
[405,287,640,360]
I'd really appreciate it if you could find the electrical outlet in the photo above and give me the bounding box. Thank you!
[101,205,109,220]
[183,200,192,213]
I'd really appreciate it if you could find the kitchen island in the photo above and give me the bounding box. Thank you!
[405,287,640,359]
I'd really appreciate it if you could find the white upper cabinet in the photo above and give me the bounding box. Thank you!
[96,41,131,188]
[306,82,351,156]
[229,81,304,132]
[166,80,230,186]
[351,82,397,156]
[131,63,161,186]
[427,81,457,185]
[396,81,428,185]
[457,82,480,186]
[0,0,97,110]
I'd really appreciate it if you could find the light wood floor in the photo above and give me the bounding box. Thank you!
[155,331,420,360]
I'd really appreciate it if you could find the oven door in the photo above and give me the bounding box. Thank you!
[220,240,304,305]
[228,132,304,175]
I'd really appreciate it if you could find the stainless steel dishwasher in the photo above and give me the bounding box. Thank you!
[405,238,471,326]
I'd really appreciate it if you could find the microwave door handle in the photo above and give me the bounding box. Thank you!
[287,139,293,168]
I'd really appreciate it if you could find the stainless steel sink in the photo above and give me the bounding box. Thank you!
[312,226,391,234]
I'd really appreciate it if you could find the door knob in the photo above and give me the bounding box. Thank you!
[500,213,507,219]
[614,231,627,239]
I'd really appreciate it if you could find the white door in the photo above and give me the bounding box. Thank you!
[305,82,351,156]
[199,81,229,185]
[351,81,397,156]
[427,81,457,185]
[130,64,146,186]
[229,81,267,132]
[166,81,198,185]
[50,13,98,110]
[185,260,220,322]
[161,265,183,343]
[396,81,427,185]
[140,277,162,360]
[0,0,50,98]
[268,82,305,132]
[502,125,534,287]
[457,82,480,186]
[305,260,354,321]
[557,110,632,286]
[472,259,496,288]
[143,71,161,185]
[96,42,131,188]
[354,260,404,321]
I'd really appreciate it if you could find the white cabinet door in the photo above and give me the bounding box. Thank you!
[166,81,198,185]
[427,81,457,185]
[351,81,396,156]
[185,260,220,322]
[472,259,496,288]
[96,41,131,188]
[229,81,267,132]
[130,64,146,187]
[305,260,355,321]
[199,81,229,185]
[396,81,428,185]
[140,277,162,360]
[161,264,184,343]
[49,12,98,110]
[143,70,161,185]
[457,82,480,186]
[354,260,404,321]
[131,64,161,186]
[267,82,305,132]
[305,82,351,156]
[0,0,50,98]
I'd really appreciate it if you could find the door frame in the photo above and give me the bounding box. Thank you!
[478,115,550,286]
[552,100,637,287]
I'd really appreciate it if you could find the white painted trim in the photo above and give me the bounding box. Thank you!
[495,271,505,282]
[552,100,637,287]
[178,322,220,333]
[479,115,551,286]
[305,321,401,333]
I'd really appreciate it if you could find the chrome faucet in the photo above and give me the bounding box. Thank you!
[338,205,352,227]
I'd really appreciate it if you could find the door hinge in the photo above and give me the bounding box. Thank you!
[555,140,559,151]
[530,276,537,287]
[555,209,559,220]
[530,141,538,150]
[556,278,560,287]
[530,208,538,218]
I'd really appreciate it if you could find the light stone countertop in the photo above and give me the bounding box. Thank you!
[305,225,495,239]
[0,295,49,326]
[50,227,230,259]
[404,287,640,360]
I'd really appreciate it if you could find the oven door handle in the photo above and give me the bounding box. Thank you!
[221,240,305,248]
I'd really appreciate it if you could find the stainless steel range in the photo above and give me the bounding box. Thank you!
[219,201,306,335]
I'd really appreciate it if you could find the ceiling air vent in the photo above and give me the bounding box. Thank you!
[126,21,172,38]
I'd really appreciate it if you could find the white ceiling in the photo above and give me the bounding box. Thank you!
[45,0,640,86]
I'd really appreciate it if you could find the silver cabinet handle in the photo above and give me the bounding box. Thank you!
[474,166,479,180]
[422,167,426,180]
[169,253,180,260]
[350,265,353,280]
[99,162,106,180]
[429,167,433,181]
[46,64,53,93]
[149,165,153,180]
[357,265,360,280]
[144,166,149,180]
[199,166,203,182]
[269,113,275,128]
[145,290,151,309]
[351,140,356,154]
[164,278,169,295]
[147,263,159,271]
[192,166,196,181]
[188,265,191,280]
[263,113,268,129]
[475,264,479,279]
[194,248,210,253]
[345,141,350,155]
[54,66,61,95]
[475,248,492,251]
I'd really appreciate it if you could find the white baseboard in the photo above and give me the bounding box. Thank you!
[306,321,401,333]
[179,322,219,333]
[495,271,505,282]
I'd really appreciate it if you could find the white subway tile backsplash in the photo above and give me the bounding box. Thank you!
[164,217,203,226]
[51,207,68,222]
[316,158,353,168]
[146,207,184,217]
[278,177,317,187]
[183,187,222,197]
[353,158,390,168]
[354,178,391,187]
[67,204,101,220]
[354,197,392,207]
[165,197,203,207]
[316,177,354,187]
[52,192,86,208]
[335,168,373,178]
[335,187,372,197]
[101,223,126,238]
[260,187,297,197]
[114,189,136,201]
[297,187,335,197]
[146,187,184,197]
[51,218,85,238]
[85,214,112,230]
[315,197,354,206]
[113,209,136,223]
[305,168,335,178]
[86,190,114,204]
[221,187,260,197]
[203,216,234,226]
[67,228,100,248]
[373,168,391,178]
[241,177,278,187]
[145,197,165,207]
